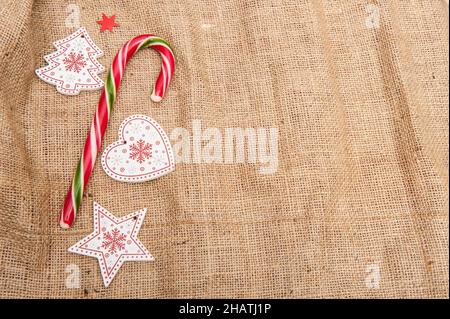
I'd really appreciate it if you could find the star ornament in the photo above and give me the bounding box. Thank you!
[68,202,154,287]
[96,13,120,33]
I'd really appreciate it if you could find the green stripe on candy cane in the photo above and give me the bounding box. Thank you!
[72,159,84,222]
[64,147,92,229]
[138,37,174,55]
[105,68,116,114]
[59,34,175,228]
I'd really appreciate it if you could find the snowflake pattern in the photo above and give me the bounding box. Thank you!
[147,129,160,141]
[64,73,77,85]
[35,28,104,95]
[129,139,152,164]
[71,37,87,51]
[101,228,127,254]
[68,202,153,287]
[108,152,125,167]
[63,52,87,73]
[152,152,168,167]
[127,164,139,174]
[128,122,144,135]
[101,116,175,182]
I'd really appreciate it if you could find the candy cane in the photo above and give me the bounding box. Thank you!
[59,35,175,228]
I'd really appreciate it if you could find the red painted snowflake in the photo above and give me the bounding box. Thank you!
[129,139,152,163]
[63,52,87,73]
[101,228,127,254]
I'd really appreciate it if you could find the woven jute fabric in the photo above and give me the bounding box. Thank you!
[0,0,448,298]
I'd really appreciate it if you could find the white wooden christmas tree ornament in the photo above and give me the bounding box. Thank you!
[36,27,104,95]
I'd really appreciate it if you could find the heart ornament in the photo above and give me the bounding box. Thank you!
[101,115,175,183]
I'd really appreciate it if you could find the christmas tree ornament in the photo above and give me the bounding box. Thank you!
[68,202,153,287]
[59,34,175,228]
[96,13,120,33]
[35,27,104,95]
[101,115,175,183]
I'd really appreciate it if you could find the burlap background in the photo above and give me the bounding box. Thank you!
[0,0,448,298]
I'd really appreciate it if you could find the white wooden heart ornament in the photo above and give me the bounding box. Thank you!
[101,115,175,182]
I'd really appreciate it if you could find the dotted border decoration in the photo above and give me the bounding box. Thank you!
[100,114,176,183]
[68,202,154,287]
[35,27,105,95]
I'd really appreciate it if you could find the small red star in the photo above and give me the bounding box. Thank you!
[96,13,120,33]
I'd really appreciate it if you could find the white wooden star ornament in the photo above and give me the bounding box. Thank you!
[68,202,154,287]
